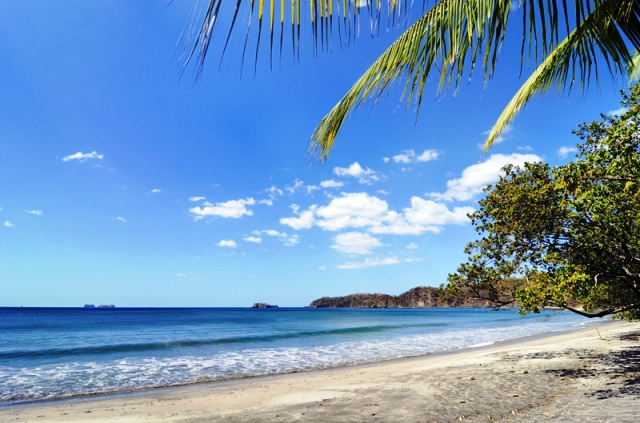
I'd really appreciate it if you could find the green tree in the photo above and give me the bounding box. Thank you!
[186,0,640,158]
[445,84,640,320]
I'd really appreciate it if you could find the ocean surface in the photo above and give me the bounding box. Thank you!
[0,307,596,405]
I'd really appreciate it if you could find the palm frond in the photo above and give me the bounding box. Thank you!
[483,0,640,151]
[309,0,514,160]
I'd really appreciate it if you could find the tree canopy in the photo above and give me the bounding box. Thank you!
[445,84,640,320]
[185,0,640,158]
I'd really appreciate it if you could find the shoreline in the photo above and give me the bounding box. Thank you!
[0,317,609,410]
[3,319,637,422]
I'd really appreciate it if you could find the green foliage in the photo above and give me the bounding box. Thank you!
[445,84,640,320]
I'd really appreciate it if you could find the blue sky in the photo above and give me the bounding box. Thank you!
[0,1,630,307]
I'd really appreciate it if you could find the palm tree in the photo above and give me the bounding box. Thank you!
[184,0,640,159]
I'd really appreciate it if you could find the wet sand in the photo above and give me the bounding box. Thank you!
[3,320,640,422]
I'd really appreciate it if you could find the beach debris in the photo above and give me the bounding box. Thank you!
[523,370,529,374]
[470,376,476,380]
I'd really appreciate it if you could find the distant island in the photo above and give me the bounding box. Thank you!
[308,286,512,308]
[83,304,115,308]
[252,303,279,309]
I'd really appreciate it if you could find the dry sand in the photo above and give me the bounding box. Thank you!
[2,321,640,422]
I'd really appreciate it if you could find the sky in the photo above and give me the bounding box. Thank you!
[0,1,631,307]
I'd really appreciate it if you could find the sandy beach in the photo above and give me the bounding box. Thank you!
[2,320,640,423]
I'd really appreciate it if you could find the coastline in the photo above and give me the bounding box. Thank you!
[3,319,639,422]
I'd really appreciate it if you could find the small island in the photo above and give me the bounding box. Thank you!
[252,303,279,309]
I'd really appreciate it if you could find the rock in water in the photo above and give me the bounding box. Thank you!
[252,303,279,308]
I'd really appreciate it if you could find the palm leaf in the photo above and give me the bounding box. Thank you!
[484,0,640,151]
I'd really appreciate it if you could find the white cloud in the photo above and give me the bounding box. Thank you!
[280,205,316,230]
[320,179,344,188]
[244,236,262,243]
[392,149,439,164]
[406,243,418,249]
[517,146,533,151]
[428,153,541,201]
[316,192,389,231]
[4,221,15,228]
[190,198,256,219]
[24,210,43,216]
[62,151,104,162]
[377,189,390,195]
[608,107,628,116]
[416,149,439,162]
[261,229,282,237]
[189,196,206,202]
[217,239,237,248]
[151,189,162,193]
[280,192,472,235]
[259,199,274,206]
[333,162,381,184]
[116,217,127,223]
[285,234,300,246]
[558,146,578,158]
[318,265,327,270]
[284,179,320,195]
[285,179,304,194]
[264,186,284,196]
[331,232,383,254]
[404,197,473,226]
[337,257,400,269]
[382,157,390,163]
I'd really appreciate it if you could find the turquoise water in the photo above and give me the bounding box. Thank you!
[0,307,595,404]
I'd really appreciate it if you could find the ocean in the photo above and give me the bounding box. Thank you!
[0,307,596,405]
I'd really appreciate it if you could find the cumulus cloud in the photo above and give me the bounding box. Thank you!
[404,197,473,226]
[517,146,533,151]
[279,204,316,229]
[337,257,400,269]
[558,146,578,158]
[189,196,206,202]
[315,192,389,231]
[150,189,162,193]
[331,232,383,254]
[4,221,15,228]
[190,198,256,220]
[428,153,541,202]
[608,107,628,116]
[333,162,381,184]
[320,179,344,188]
[280,192,472,235]
[116,217,127,223]
[392,149,438,164]
[217,240,237,247]
[244,236,262,243]
[24,210,43,216]
[62,151,104,162]
[259,199,274,206]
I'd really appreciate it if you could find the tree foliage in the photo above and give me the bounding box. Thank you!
[185,0,640,158]
[445,84,640,320]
